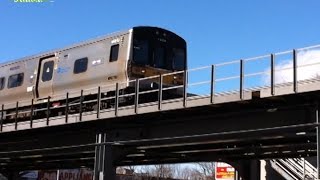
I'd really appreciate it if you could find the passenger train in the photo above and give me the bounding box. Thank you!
[0,26,187,122]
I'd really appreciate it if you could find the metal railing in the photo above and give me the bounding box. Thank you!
[270,159,300,180]
[271,158,317,180]
[1,44,320,132]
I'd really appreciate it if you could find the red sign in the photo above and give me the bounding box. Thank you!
[215,162,235,180]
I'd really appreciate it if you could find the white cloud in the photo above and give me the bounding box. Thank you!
[263,50,320,84]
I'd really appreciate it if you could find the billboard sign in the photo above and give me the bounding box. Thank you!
[215,162,235,180]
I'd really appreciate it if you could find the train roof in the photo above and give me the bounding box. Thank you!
[0,26,184,68]
[0,28,131,68]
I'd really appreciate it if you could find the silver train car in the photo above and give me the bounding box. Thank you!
[0,26,187,121]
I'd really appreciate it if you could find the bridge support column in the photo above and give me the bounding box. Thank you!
[229,160,260,180]
[93,133,116,180]
[260,160,267,180]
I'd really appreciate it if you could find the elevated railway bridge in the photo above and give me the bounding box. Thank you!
[1,45,320,179]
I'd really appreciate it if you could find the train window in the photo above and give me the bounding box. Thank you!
[74,57,88,74]
[154,47,166,69]
[110,44,119,62]
[133,40,149,65]
[42,61,54,82]
[173,49,185,70]
[8,73,24,89]
[0,77,5,90]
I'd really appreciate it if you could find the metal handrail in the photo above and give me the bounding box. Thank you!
[292,158,317,178]
[297,44,320,51]
[271,158,318,180]
[215,59,240,67]
[162,70,184,76]
[243,54,271,62]
[274,50,293,56]
[271,159,300,180]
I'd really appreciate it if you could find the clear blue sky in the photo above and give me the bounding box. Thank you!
[1,0,320,68]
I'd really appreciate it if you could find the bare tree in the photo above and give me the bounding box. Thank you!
[126,166,137,173]
[137,164,175,179]
[117,163,216,180]
[152,164,174,178]
[175,166,198,180]
[173,164,212,180]
[196,162,215,180]
[138,165,152,178]
[117,166,135,175]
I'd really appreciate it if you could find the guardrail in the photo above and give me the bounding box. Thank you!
[1,44,320,132]
[271,158,317,180]
[270,159,300,180]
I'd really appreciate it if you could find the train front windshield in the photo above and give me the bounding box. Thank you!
[132,27,187,72]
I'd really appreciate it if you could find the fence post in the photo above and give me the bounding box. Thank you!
[240,60,244,100]
[65,92,69,123]
[115,83,119,117]
[293,49,298,93]
[15,101,18,130]
[30,99,34,128]
[271,54,275,96]
[0,104,3,132]
[183,70,188,107]
[97,87,101,119]
[135,79,139,114]
[158,74,163,110]
[46,97,50,126]
[210,65,215,104]
[79,90,83,122]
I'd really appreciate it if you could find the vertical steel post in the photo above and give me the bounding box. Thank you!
[317,103,320,179]
[210,65,216,104]
[101,133,106,172]
[79,90,83,122]
[103,145,116,180]
[30,99,34,128]
[97,87,101,119]
[46,97,50,126]
[240,60,244,100]
[65,92,69,123]
[234,170,238,180]
[115,83,119,117]
[183,70,188,107]
[158,74,163,110]
[15,101,18,130]
[0,104,3,132]
[134,79,139,114]
[271,54,275,96]
[94,133,102,180]
[293,49,298,93]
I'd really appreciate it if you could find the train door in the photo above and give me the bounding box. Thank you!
[36,56,56,99]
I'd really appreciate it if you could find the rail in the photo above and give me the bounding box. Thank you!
[271,158,318,180]
[1,44,320,132]
[270,159,300,180]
